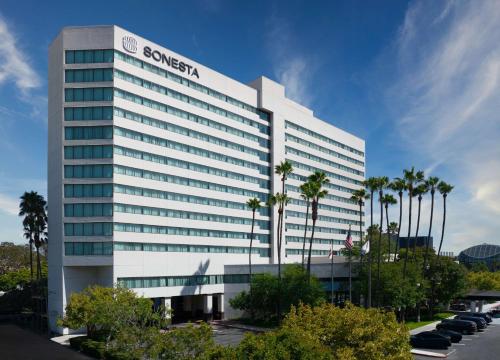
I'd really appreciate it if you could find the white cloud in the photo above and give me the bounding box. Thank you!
[265,17,318,107]
[383,0,500,252]
[0,15,41,93]
[0,193,18,215]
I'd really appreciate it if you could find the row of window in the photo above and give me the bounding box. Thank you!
[64,106,113,121]
[114,106,269,148]
[285,121,364,157]
[64,222,113,236]
[285,133,364,167]
[286,236,359,246]
[114,125,270,171]
[114,165,269,201]
[64,87,113,102]
[113,184,269,216]
[285,223,361,237]
[65,68,113,83]
[64,183,113,198]
[65,125,113,140]
[286,248,330,256]
[285,184,359,204]
[64,145,113,159]
[288,196,359,215]
[287,159,362,186]
[64,241,271,257]
[64,203,113,217]
[113,222,270,242]
[114,145,269,189]
[286,146,364,176]
[118,273,249,289]
[64,164,113,178]
[286,210,361,227]
[114,69,269,133]
[114,50,269,120]
[287,176,357,198]
[65,49,114,64]
[113,203,269,229]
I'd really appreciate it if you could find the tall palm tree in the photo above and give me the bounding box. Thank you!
[387,221,399,260]
[423,177,440,270]
[388,178,406,263]
[412,183,428,260]
[350,189,369,266]
[376,176,389,308]
[274,160,294,266]
[382,194,397,261]
[299,182,315,267]
[19,191,47,281]
[362,177,379,308]
[402,168,424,278]
[436,181,454,258]
[306,171,329,280]
[246,197,261,320]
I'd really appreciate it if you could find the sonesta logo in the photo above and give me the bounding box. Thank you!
[144,46,200,79]
[122,36,137,54]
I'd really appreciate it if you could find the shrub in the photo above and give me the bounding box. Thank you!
[69,335,87,351]
[80,338,106,359]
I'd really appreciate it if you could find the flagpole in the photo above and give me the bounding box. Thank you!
[349,225,352,302]
[330,236,334,305]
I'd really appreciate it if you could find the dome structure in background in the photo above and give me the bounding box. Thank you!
[458,244,500,271]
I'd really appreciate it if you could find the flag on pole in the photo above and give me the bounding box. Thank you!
[328,245,335,259]
[344,226,353,250]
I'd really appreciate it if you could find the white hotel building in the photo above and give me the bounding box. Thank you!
[48,25,365,332]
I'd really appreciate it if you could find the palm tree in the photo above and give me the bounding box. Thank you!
[350,189,369,266]
[388,178,406,263]
[246,197,261,320]
[306,171,329,280]
[387,221,399,260]
[19,191,47,281]
[423,177,440,270]
[362,177,379,308]
[382,195,397,261]
[299,182,315,267]
[412,183,428,260]
[402,168,424,278]
[436,181,454,258]
[274,160,294,266]
[376,176,389,307]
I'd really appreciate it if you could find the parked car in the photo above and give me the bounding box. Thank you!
[454,315,487,330]
[470,312,492,323]
[431,329,462,343]
[410,332,451,350]
[437,319,477,334]
[489,308,500,318]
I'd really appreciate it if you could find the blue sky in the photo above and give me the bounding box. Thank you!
[0,0,499,253]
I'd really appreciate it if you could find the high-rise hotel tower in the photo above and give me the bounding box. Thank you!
[48,26,365,332]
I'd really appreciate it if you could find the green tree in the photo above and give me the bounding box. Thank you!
[388,178,406,263]
[0,242,30,275]
[423,177,440,270]
[306,171,329,280]
[246,197,261,320]
[362,177,379,307]
[381,195,397,262]
[468,271,500,291]
[436,181,454,258]
[19,191,47,280]
[299,181,315,266]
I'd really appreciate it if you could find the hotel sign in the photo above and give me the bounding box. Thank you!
[121,36,200,79]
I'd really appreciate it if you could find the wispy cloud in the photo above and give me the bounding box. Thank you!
[0,193,18,216]
[0,15,41,94]
[265,17,318,107]
[384,0,500,251]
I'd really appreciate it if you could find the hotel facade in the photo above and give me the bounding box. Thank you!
[48,25,365,332]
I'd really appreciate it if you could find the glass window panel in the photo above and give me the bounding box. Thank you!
[94,50,104,63]
[103,69,113,82]
[74,50,84,63]
[84,88,93,101]
[94,88,103,101]
[84,69,93,82]
[74,107,83,120]
[65,51,75,64]
[84,50,94,63]
[103,50,113,62]
[103,88,113,101]
[74,88,84,101]
[103,107,112,120]
[64,89,73,102]
[74,70,84,82]
[65,70,74,83]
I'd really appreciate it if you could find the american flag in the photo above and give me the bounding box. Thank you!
[344,226,353,250]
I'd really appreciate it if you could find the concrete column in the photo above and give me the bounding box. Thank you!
[218,293,225,314]
[478,300,484,313]
[163,297,172,320]
[470,300,477,313]
[203,295,213,321]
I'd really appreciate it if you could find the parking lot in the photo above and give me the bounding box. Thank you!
[413,317,500,359]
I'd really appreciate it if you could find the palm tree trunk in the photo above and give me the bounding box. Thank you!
[423,192,435,271]
[376,190,383,307]
[413,197,422,261]
[394,193,403,262]
[36,246,41,280]
[385,205,390,262]
[29,238,33,281]
[249,210,255,319]
[301,201,310,267]
[437,195,447,258]
[403,192,412,278]
[367,192,373,308]
[359,202,364,266]
[277,204,283,324]
[306,219,317,281]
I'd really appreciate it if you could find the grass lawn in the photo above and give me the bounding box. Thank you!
[405,312,454,330]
